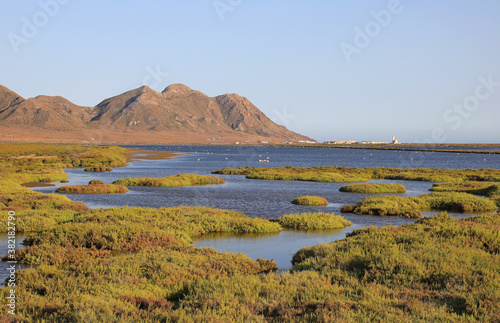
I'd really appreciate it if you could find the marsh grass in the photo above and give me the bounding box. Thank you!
[340,183,406,193]
[3,143,500,322]
[21,206,282,259]
[0,144,127,231]
[291,212,500,321]
[291,196,328,206]
[430,181,500,196]
[342,192,497,218]
[278,212,352,230]
[113,174,225,187]
[5,212,500,322]
[56,184,129,194]
[430,182,500,208]
[85,165,113,172]
[213,166,500,183]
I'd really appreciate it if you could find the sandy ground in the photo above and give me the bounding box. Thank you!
[0,125,297,145]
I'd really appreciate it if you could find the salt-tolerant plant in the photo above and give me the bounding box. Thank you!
[278,212,351,230]
[113,174,225,187]
[340,183,406,193]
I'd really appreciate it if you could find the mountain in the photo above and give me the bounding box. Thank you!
[0,85,24,112]
[0,84,314,144]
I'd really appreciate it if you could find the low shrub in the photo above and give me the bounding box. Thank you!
[85,165,113,172]
[290,212,500,321]
[430,181,500,197]
[344,192,497,218]
[340,204,356,213]
[22,206,282,255]
[292,196,328,206]
[278,212,352,230]
[113,174,225,187]
[340,183,406,193]
[56,184,129,194]
[213,166,500,183]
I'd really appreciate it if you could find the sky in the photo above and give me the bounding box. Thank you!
[1,0,499,143]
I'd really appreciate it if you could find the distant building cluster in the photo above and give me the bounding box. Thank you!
[285,140,318,144]
[324,140,357,145]
[324,136,400,145]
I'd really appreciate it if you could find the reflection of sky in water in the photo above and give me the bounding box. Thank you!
[25,145,499,270]
[194,210,480,271]
[0,235,29,284]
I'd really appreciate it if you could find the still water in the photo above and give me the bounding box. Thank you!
[0,235,28,284]
[26,145,499,270]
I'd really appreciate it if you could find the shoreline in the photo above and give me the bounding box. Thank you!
[1,141,500,155]
[126,149,181,162]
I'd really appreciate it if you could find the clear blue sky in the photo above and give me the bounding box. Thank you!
[1,1,499,143]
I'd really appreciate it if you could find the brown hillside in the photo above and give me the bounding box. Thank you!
[0,94,92,131]
[0,83,314,144]
[0,85,25,112]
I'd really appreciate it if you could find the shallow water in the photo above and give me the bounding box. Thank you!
[194,211,479,270]
[26,145,499,270]
[0,235,29,284]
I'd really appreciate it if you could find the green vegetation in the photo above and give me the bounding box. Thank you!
[213,166,500,183]
[278,212,352,230]
[85,165,113,172]
[113,174,225,187]
[3,143,500,321]
[56,184,129,194]
[23,206,281,254]
[214,166,372,182]
[7,211,500,321]
[431,181,500,196]
[430,182,500,208]
[340,183,407,193]
[0,144,128,232]
[342,192,497,218]
[291,195,328,206]
[6,209,80,233]
[291,212,500,322]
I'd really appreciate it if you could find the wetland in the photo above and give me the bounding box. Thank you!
[1,143,499,321]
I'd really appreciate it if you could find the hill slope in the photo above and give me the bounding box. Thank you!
[0,84,313,144]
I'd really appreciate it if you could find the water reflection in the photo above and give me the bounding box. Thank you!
[0,235,28,285]
[194,211,487,271]
[195,225,361,271]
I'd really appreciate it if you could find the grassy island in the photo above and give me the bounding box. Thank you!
[430,181,500,195]
[213,166,500,183]
[85,165,113,172]
[113,173,225,187]
[340,183,407,193]
[278,212,352,230]
[291,196,328,206]
[430,182,500,208]
[341,192,497,218]
[22,206,282,256]
[56,183,129,194]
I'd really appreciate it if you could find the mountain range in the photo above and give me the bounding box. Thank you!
[0,84,313,144]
